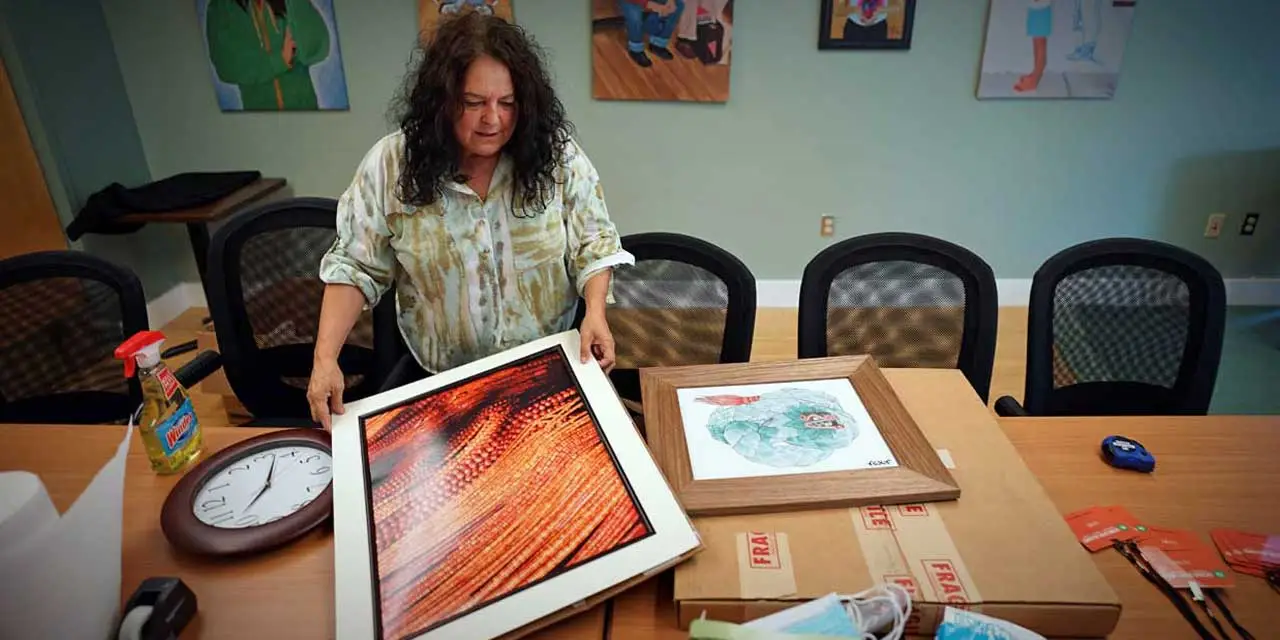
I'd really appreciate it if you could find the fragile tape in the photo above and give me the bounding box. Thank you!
[851,503,982,615]
[735,531,798,599]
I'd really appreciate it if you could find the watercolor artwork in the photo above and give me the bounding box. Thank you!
[978,0,1138,99]
[358,348,650,638]
[675,378,898,481]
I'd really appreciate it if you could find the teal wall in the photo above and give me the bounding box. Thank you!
[101,0,1280,281]
[0,0,198,300]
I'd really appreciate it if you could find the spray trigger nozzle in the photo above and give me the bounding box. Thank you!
[114,331,167,378]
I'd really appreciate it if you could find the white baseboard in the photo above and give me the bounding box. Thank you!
[756,278,1280,308]
[1225,279,1280,306]
[147,282,208,329]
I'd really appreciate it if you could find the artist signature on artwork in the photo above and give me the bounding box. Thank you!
[867,459,894,467]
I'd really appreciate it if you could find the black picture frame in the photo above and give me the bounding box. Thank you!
[819,0,917,50]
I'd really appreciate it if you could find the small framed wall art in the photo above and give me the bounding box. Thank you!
[819,0,917,50]
[641,355,959,516]
[332,331,700,639]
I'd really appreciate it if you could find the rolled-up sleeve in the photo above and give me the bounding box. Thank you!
[319,140,396,307]
[562,139,634,297]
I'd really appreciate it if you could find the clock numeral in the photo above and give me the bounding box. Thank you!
[310,466,331,476]
[235,514,261,527]
[209,511,235,525]
[252,452,277,463]
[280,450,299,458]
[299,455,320,464]
[205,482,230,493]
[306,483,329,493]
[227,463,251,474]
[200,496,227,511]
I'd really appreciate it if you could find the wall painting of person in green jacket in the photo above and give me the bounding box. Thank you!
[199,0,350,111]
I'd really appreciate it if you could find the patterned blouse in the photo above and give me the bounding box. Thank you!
[319,132,633,373]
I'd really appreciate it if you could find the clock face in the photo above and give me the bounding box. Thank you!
[192,444,333,529]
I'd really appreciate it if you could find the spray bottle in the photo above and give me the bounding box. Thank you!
[114,331,203,474]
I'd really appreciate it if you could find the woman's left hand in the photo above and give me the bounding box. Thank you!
[579,310,617,373]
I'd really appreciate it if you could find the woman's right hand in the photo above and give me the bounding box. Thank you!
[308,357,346,429]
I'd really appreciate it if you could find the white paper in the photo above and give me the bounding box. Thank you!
[332,331,700,640]
[0,424,131,640]
[676,378,898,481]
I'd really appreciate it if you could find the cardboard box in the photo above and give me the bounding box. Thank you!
[672,369,1121,638]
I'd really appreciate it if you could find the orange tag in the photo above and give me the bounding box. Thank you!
[1136,527,1204,551]
[1141,546,1235,588]
[1065,506,1146,552]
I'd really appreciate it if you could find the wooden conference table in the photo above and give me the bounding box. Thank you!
[2,369,1277,639]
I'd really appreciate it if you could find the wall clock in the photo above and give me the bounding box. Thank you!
[161,428,332,556]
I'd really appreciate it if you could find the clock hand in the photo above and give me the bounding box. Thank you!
[243,481,270,512]
[243,454,278,513]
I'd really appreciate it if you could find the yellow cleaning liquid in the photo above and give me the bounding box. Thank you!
[116,331,203,474]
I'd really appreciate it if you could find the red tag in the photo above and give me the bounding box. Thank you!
[1136,527,1203,551]
[1211,528,1280,577]
[1141,546,1235,588]
[1066,506,1144,552]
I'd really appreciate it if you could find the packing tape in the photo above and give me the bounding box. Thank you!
[735,531,798,598]
[851,504,983,634]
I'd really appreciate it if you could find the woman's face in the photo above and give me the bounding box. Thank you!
[454,55,517,160]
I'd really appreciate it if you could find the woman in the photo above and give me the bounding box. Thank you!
[308,12,632,428]
[205,0,330,110]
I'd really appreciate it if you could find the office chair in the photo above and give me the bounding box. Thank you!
[995,238,1226,417]
[576,232,756,408]
[798,233,998,402]
[206,197,402,425]
[0,251,218,424]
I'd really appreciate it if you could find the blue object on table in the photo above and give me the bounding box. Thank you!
[1101,435,1155,473]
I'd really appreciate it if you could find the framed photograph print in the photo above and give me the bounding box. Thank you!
[332,331,700,640]
[641,356,960,516]
[819,0,917,50]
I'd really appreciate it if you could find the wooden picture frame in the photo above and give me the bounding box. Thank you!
[641,356,959,516]
[819,0,917,50]
[332,331,700,640]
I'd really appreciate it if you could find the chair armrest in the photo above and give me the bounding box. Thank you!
[994,395,1030,417]
[378,353,427,393]
[174,350,223,389]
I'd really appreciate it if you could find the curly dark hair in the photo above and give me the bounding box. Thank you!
[393,11,573,213]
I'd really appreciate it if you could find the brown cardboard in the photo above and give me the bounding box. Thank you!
[673,369,1121,639]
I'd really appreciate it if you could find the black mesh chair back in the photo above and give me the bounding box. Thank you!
[579,233,756,404]
[798,233,998,402]
[1007,238,1225,416]
[207,197,400,421]
[0,251,148,423]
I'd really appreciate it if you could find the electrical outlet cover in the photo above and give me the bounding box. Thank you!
[1205,213,1227,239]
[1241,213,1259,236]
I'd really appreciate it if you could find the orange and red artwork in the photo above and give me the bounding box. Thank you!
[358,347,651,640]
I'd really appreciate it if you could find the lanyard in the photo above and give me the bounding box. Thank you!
[1112,540,1258,640]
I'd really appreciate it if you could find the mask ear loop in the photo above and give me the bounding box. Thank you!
[840,582,911,640]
